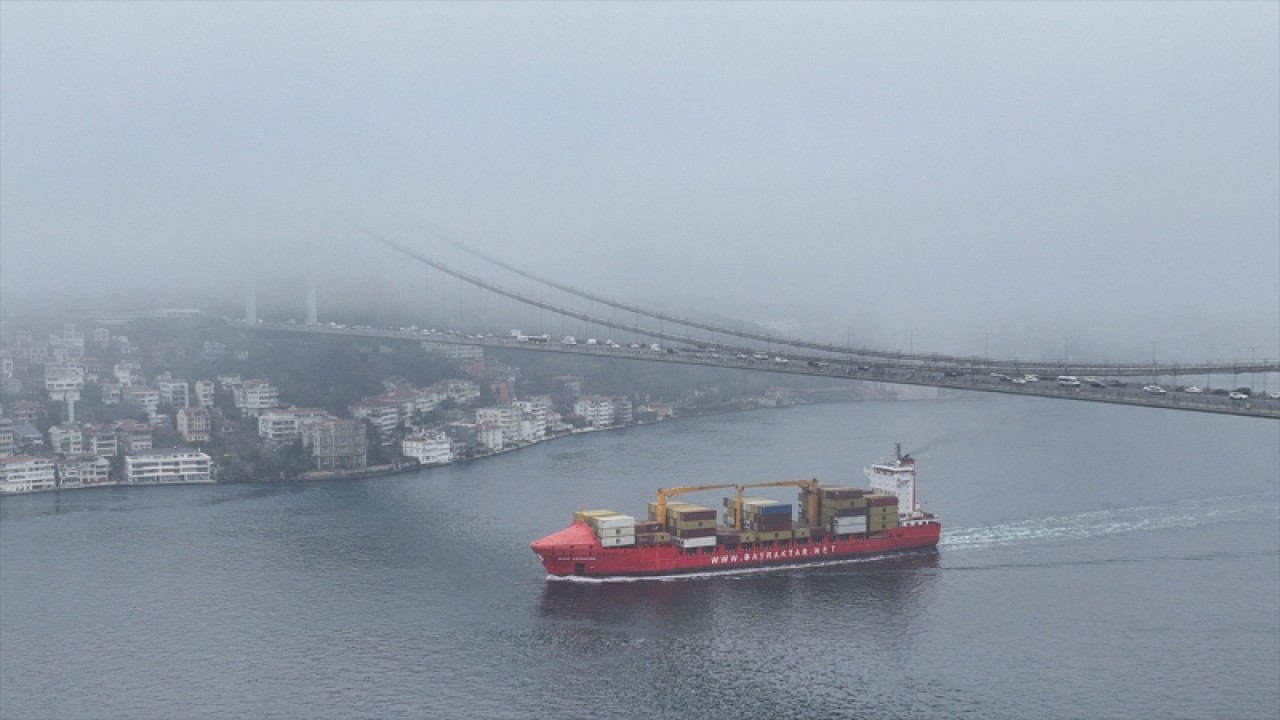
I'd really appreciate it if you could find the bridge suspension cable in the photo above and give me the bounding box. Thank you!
[372,231,1280,376]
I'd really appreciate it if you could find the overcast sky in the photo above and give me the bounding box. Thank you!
[2,1,1276,363]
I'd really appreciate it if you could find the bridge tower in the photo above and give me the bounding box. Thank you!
[306,273,318,325]
[244,282,257,324]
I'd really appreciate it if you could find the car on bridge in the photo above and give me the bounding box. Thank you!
[1228,391,1249,400]
[1143,385,1167,394]
[1183,386,1204,394]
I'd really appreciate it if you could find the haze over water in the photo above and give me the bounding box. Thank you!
[2,396,1276,719]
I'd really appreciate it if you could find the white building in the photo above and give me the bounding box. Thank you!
[176,406,212,442]
[233,379,279,416]
[475,406,524,446]
[193,380,215,407]
[257,408,332,445]
[122,386,161,420]
[100,383,122,405]
[512,400,548,442]
[349,399,400,444]
[113,360,142,386]
[445,380,480,405]
[157,379,190,408]
[573,396,618,429]
[57,455,112,488]
[82,424,118,457]
[402,431,454,466]
[45,364,85,403]
[0,455,57,493]
[476,422,505,452]
[48,423,84,455]
[124,450,213,484]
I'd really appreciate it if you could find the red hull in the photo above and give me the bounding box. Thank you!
[531,520,941,578]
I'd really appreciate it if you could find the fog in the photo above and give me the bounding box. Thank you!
[2,2,1277,364]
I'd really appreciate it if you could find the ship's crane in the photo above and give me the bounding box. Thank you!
[655,479,819,531]
[732,479,820,531]
[655,483,739,524]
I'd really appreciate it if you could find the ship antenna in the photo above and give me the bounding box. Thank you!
[894,442,902,461]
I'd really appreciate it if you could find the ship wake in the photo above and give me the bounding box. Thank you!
[940,492,1280,551]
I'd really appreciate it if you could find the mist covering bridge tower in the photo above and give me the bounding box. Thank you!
[306,273,318,325]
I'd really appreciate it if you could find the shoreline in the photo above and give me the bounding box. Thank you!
[0,401,811,498]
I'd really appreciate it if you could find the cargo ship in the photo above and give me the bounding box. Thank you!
[531,444,940,578]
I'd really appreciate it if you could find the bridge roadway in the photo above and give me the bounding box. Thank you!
[232,321,1280,420]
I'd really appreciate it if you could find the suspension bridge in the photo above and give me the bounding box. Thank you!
[230,235,1280,420]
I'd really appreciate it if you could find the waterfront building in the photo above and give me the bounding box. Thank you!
[306,419,367,471]
[401,431,454,465]
[0,455,57,493]
[57,455,112,488]
[125,450,213,484]
[93,327,110,346]
[175,406,212,442]
[257,408,331,446]
[476,406,524,446]
[476,421,504,452]
[573,395,619,429]
[512,400,548,441]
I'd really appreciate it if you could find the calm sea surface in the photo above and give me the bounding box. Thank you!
[2,397,1278,719]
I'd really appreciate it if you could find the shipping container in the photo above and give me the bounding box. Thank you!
[820,497,869,510]
[670,518,716,531]
[673,527,717,539]
[674,535,717,548]
[750,516,793,532]
[668,508,716,522]
[818,487,864,500]
[593,526,637,538]
[758,504,792,517]
[588,515,636,529]
[600,536,636,548]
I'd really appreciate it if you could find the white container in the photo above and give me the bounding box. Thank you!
[592,515,636,529]
[674,536,717,549]
[595,526,636,538]
[600,536,636,548]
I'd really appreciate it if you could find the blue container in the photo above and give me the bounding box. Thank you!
[759,504,792,516]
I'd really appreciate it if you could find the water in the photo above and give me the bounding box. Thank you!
[2,397,1277,719]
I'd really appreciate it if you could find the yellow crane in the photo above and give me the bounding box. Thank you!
[654,483,739,523]
[732,479,820,530]
[655,479,820,531]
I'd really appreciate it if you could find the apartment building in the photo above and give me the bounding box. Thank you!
[0,455,57,493]
[124,450,213,484]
